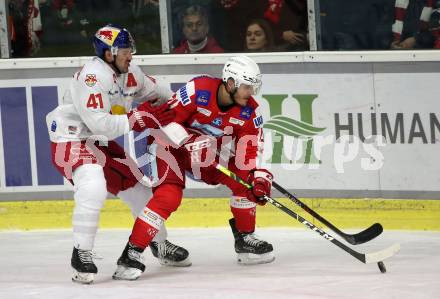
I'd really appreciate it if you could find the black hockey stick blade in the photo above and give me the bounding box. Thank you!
[213,163,400,264]
[342,223,383,245]
[271,181,383,245]
[263,195,400,264]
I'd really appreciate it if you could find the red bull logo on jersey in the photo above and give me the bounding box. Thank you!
[84,74,97,87]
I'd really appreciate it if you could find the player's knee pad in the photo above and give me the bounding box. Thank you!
[147,184,183,219]
[72,164,108,211]
[117,182,152,217]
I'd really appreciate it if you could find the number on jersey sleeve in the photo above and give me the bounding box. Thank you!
[86,93,104,109]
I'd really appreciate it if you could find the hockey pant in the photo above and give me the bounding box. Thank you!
[51,141,167,250]
[128,145,256,249]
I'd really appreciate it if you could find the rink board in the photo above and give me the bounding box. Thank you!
[0,52,439,199]
[0,197,439,231]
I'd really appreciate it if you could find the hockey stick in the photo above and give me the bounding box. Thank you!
[214,163,400,264]
[271,181,383,245]
[214,150,381,244]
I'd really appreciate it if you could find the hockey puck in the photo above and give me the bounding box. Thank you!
[377,261,387,273]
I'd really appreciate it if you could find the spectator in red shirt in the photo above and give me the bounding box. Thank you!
[173,5,224,54]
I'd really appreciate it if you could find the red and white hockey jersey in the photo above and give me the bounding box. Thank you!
[46,57,172,143]
[168,76,264,177]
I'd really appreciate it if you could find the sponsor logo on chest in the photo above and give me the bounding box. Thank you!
[197,107,212,116]
[229,117,245,126]
[195,90,211,106]
[211,117,223,127]
[239,106,253,120]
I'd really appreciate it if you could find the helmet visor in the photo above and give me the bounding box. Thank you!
[241,74,262,95]
[127,32,136,54]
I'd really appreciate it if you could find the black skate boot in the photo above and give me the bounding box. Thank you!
[71,247,98,284]
[229,218,275,265]
[150,240,192,267]
[112,242,145,281]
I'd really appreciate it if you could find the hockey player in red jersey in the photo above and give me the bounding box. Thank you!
[113,56,274,280]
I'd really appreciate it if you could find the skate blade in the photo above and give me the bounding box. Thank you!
[237,252,275,265]
[158,257,192,267]
[72,270,95,284]
[112,265,143,281]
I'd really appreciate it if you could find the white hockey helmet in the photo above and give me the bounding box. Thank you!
[222,55,262,95]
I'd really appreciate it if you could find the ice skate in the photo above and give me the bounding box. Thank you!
[229,218,275,265]
[71,247,97,284]
[150,240,192,267]
[112,242,145,281]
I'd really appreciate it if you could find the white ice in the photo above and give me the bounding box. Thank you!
[0,228,439,299]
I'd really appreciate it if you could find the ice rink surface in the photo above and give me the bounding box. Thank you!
[0,228,438,299]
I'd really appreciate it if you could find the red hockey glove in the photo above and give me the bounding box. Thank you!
[247,169,273,205]
[127,101,175,132]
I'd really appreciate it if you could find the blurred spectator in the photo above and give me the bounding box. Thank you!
[220,0,239,9]
[173,5,223,53]
[244,19,275,51]
[391,0,434,49]
[170,0,212,49]
[131,0,160,39]
[411,2,440,48]
[211,0,266,52]
[37,0,136,56]
[129,0,162,54]
[264,0,308,51]
[428,5,440,47]
[319,0,392,50]
[8,0,42,57]
[371,0,396,49]
[39,0,89,47]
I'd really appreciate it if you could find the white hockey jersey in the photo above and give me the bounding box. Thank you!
[46,57,173,142]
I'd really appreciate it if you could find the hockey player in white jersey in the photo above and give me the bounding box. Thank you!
[46,24,191,284]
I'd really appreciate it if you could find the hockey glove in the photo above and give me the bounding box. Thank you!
[247,169,273,205]
[127,102,175,132]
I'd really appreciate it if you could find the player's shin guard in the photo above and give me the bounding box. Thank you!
[129,206,164,249]
[129,183,183,248]
[230,196,257,232]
